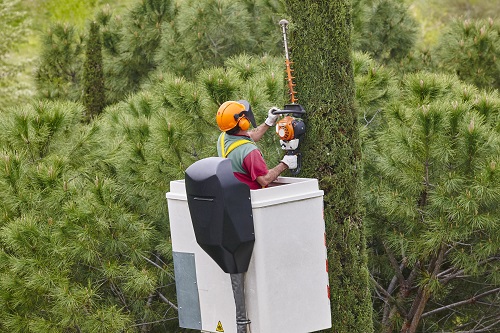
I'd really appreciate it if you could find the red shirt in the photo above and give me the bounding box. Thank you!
[217,132,269,189]
[236,149,269,189]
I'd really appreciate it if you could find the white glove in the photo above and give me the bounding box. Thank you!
[265,107,280,126]
[281,154,297,169]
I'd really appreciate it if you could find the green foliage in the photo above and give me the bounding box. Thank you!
[35,23,85,101]
[241,0,287,51]
[353,51,399,131]
[411,0,500,45]
[0,0,31,110]
[5,1,500,332]
[34,0,137,30]
[168,0,254,74]
[0,0,137,111]
[156,0,284,79]
[95,5,122,56]
[0,99,177,332]
[0,54,284,332]
[83,21,106,120]
[434,17,500,91]
[103,0,175,103]
[34,0,284,104]
[284,1,373,332]
[364,72,500,332]
[0,0,27,58]
[354,0,419,66]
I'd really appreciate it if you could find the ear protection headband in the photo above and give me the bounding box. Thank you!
[234,111,251,131]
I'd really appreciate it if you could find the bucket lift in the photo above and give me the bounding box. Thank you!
[166,158,331,333]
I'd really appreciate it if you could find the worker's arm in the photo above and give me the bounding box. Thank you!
[248,123,271,142]
[248,107,279,142]
[256,162,288,187]
[255,155,297,187]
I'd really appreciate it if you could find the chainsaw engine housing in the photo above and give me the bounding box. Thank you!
[276,116,306,141]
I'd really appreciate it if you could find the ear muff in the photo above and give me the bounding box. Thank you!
[233,112,250,131]
[238,117,250,131]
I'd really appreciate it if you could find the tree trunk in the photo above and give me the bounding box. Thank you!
[284,1,373,332]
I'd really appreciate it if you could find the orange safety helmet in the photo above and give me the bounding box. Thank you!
[216,100,256,132]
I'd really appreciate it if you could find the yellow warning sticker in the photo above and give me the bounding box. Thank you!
[216,320,224,332]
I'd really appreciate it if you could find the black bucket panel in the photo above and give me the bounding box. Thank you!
[185,157,255,274]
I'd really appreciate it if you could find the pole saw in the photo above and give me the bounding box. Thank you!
[273,19,306,175]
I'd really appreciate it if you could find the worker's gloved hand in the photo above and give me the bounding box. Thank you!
[265,107,280,126]
[281,154,297,169]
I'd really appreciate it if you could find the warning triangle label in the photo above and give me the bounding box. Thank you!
[216,321,224,332]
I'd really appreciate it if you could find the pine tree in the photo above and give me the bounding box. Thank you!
[159,0,256,78]
[434,17,500,91]
[35,22,85,101]
[364,72,500,333]
[83,21,105,121]
[157,0,283,79]
[0,100,183,332]
[0,54,285,332]
[104,0,175,103]
[354,0,418,66]
[35,0,283,105]
[283,1,374,332]
[353,51,399,133]
[95,4,122,58]
[240,0,286,55]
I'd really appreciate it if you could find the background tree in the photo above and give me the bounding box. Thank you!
[356,0,419,66]
[43,0,99,27]
[3,0,500,331]
[35,22,85,101]
[156,0,284,79]
[35,0,284,104]
[284,1,374,332]
[83,21,106,121]
[433,17,500,91]
[0,100,152,332]
[352,51,399,134]
[103,0,175,103]
[364,72,500,333]
[0,54,284,332]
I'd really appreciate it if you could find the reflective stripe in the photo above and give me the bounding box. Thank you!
[220,132,255,158]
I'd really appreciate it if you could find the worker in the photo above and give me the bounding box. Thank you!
[216,100,297,189]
